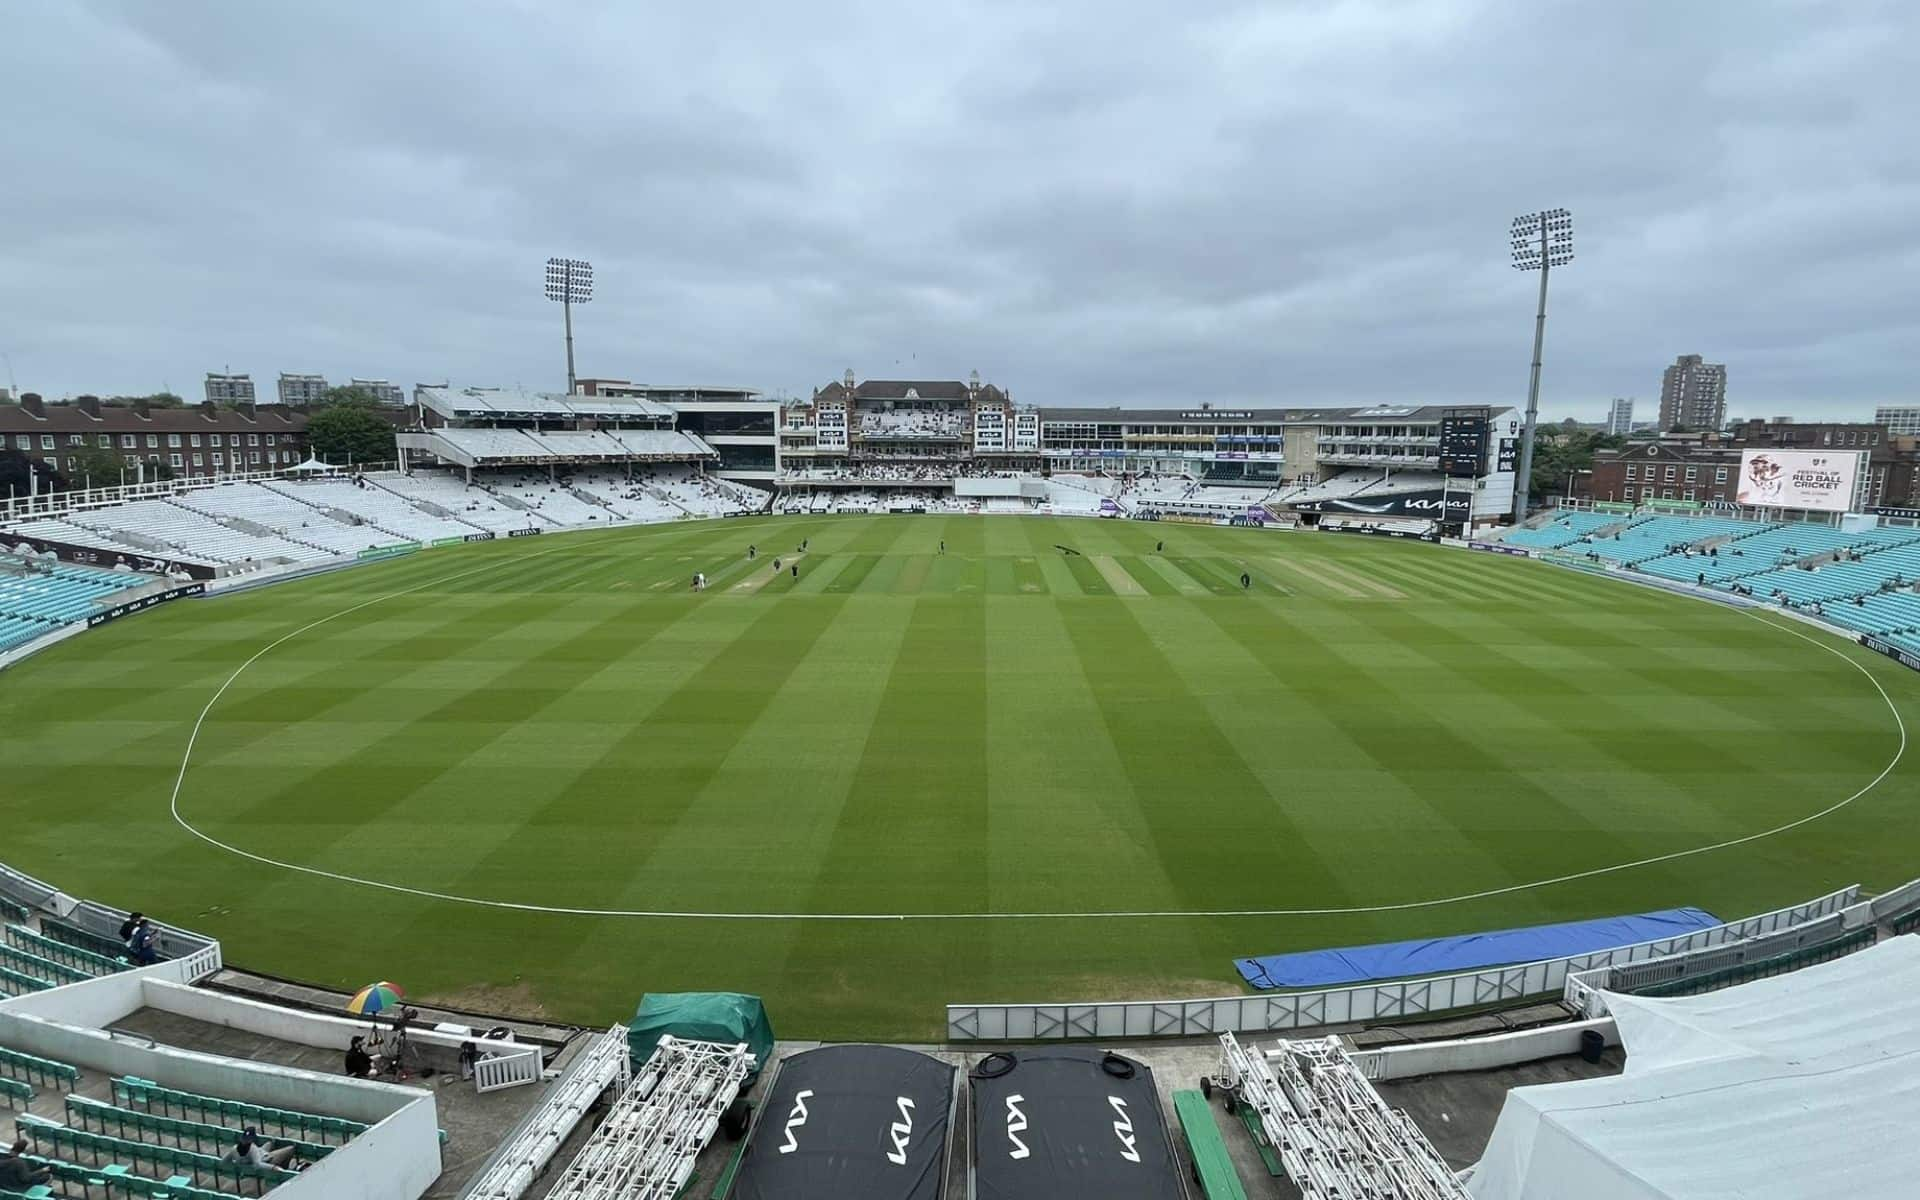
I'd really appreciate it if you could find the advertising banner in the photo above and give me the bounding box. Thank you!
[1736,450,1862,512]
[507,527,544,538]
[356,542,422,560]
[1292,489,1466,519]
[86,582,206,628]
[1468,541,1533,558]
[1863,636,1920,673]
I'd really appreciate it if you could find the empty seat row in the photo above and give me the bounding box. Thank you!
[66,1095,334,1163]
[115,1078,367,1145]
[3,926,126,977]
[16,1113,290,1196]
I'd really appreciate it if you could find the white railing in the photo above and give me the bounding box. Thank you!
[947,885,1858,1040]
[462,1026,630,1200]
[474,1044,545,1093]
[545,1036,752,1200]
[1218,1032,1467,1200]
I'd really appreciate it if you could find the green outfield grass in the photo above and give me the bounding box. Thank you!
[2,515,1915,1039]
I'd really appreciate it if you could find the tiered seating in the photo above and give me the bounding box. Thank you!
[0,558,148,651]
[642,464,763,517]
[487,471,618,525]
[1581,515,1757,565]
[172,483,391,557]
[115,1077,367,1145]
[378,473,539,534]
[0,943,92,987]
[66,500,318,565]
[66,1095,335,1161]
[0,1048,78,1092]
[0,560,148,623]
[265,480,479,542]
[15,1113,296,1195]
[37,917,138,962]
[1502,509,1630,550]
[563,472,681,522]
[1734,540,1920,605]
[1831,591,1920,638]
[4,926,126,976]
[1637,521,1884,584]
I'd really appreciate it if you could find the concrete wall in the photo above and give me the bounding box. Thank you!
[0,971,443,1199]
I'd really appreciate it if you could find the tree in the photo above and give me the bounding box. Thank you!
[321,385,381,408]
[0,448,65,496]
[306,402,396,464]
[62,444,135,489]
[1528,430,1627,500]
[103,392,184,409]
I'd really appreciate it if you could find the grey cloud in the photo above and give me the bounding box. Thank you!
[0,0,1914,420]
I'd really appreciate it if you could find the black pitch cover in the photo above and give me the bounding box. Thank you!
[968,1048,1186,1200]
[733,1044,956,1200]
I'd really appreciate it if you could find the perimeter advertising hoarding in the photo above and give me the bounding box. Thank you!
[1735,450,1862,513]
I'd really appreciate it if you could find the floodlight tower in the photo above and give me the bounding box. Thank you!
[1509,208,1573,522]
[544,257,594,394]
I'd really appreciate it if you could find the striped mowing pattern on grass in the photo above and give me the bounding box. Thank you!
[1,515,1914,1040]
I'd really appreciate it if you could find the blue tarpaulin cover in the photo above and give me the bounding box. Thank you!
[1234,907,1721,990]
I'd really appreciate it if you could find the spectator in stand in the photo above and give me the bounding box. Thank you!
[118,911,145,942]
[127,917,159,965]
[225,1128,299,1170]
[345,1036,374,1078]
[0,1140,52,1189]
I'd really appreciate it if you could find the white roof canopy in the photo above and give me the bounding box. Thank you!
[1470,936,1920,1200]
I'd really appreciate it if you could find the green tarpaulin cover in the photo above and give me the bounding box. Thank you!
[627,991,774,1085]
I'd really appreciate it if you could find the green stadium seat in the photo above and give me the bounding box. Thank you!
[0,1048,79,1091]
[0,1078,32,1110]
[14,1113,292,1196]
[0,968,55,998]
[66,1095,333,1162]
[2,926,127,976]
[114,1078,366,1145]
[0,942,94,986]
[38,916,139,962]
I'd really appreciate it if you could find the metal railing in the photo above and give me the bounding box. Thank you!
[947,885,1857,1040]
[461,1025,630,1200]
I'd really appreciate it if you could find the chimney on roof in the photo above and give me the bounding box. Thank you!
[21,394,45,418]
[198,400,217,419]
[132,397,151,419]
[76,396,101,419]
[239,401,256,421]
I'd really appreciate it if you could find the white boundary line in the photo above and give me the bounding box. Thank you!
[164,529,1909,921]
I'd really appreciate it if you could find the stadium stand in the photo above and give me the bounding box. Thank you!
[172,483,406,557]
[1499,509,1632,550]
[0,558,153,651]
[62,499,324,566]
[262,479,482,543]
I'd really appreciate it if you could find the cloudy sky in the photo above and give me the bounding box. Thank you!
[2,0,1915,421]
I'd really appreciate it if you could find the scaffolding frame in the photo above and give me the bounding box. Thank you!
[1216,1033,1467,1200]
[545,1035,753,1200]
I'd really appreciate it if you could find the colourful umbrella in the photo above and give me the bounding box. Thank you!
[346,981,404,1016]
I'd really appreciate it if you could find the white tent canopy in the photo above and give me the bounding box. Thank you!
[1470,936,1920,1200]
[287,457,342,473]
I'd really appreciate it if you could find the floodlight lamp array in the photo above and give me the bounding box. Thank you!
[544,257,594,302]
[1510,209,1573,271]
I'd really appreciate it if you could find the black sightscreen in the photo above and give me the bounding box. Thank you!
[733,1044,955,1200]
[968,1048,1187,1200]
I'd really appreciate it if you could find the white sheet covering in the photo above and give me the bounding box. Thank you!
[1469,936,1920,1200]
